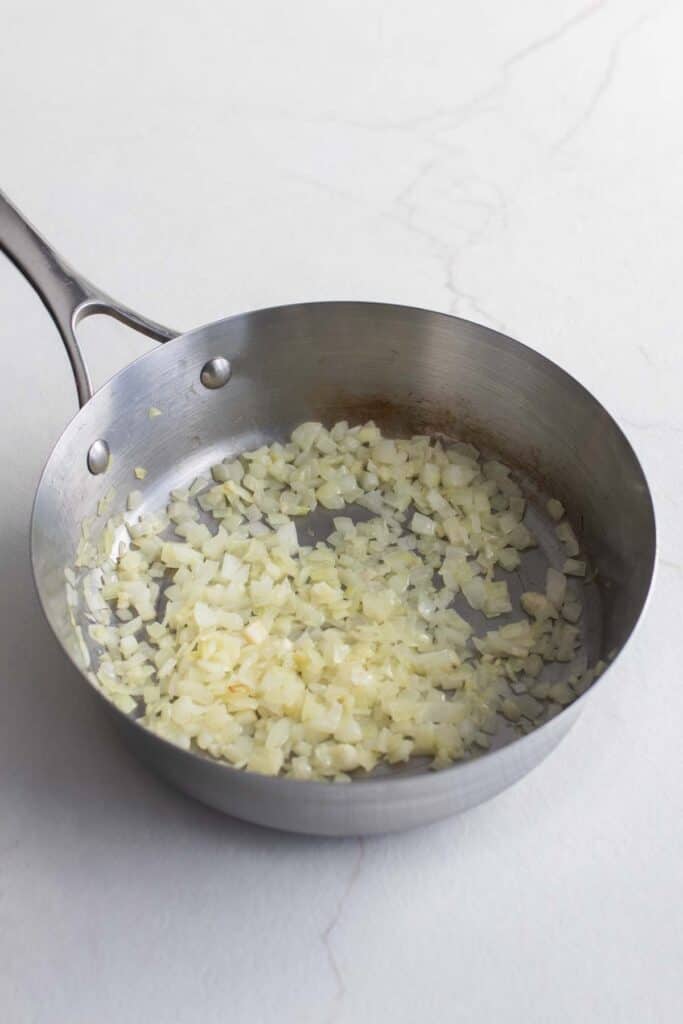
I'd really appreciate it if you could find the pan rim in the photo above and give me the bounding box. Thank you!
[29,299,658,792]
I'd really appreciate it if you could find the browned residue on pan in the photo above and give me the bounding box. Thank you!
[314,392,556,505]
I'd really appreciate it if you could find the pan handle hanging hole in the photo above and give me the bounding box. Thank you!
[87,439,110,475]
[200,357,232,389]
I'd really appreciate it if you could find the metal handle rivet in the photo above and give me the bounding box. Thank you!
[87,439,110,475]
[200,357,232,389]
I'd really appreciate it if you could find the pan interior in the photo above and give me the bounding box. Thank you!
[31,303,656,780]
[78,429,604,776]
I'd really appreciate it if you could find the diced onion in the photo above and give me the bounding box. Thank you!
[68,420,600,781]
[546,498,565,521]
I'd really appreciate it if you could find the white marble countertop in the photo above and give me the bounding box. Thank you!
[1,1,681,1021]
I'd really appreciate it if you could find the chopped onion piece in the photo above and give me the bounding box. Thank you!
[546,498,565,521]
[546,568,567,609]
[561,599,583,623]
[410,512,436,536]
[563,558,587,577]
[556,521,580,557]
[521,592,557,621]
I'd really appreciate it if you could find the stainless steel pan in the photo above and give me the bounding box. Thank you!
[1,191,656,836]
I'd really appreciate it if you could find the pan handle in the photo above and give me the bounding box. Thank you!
[0,190,178,407]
